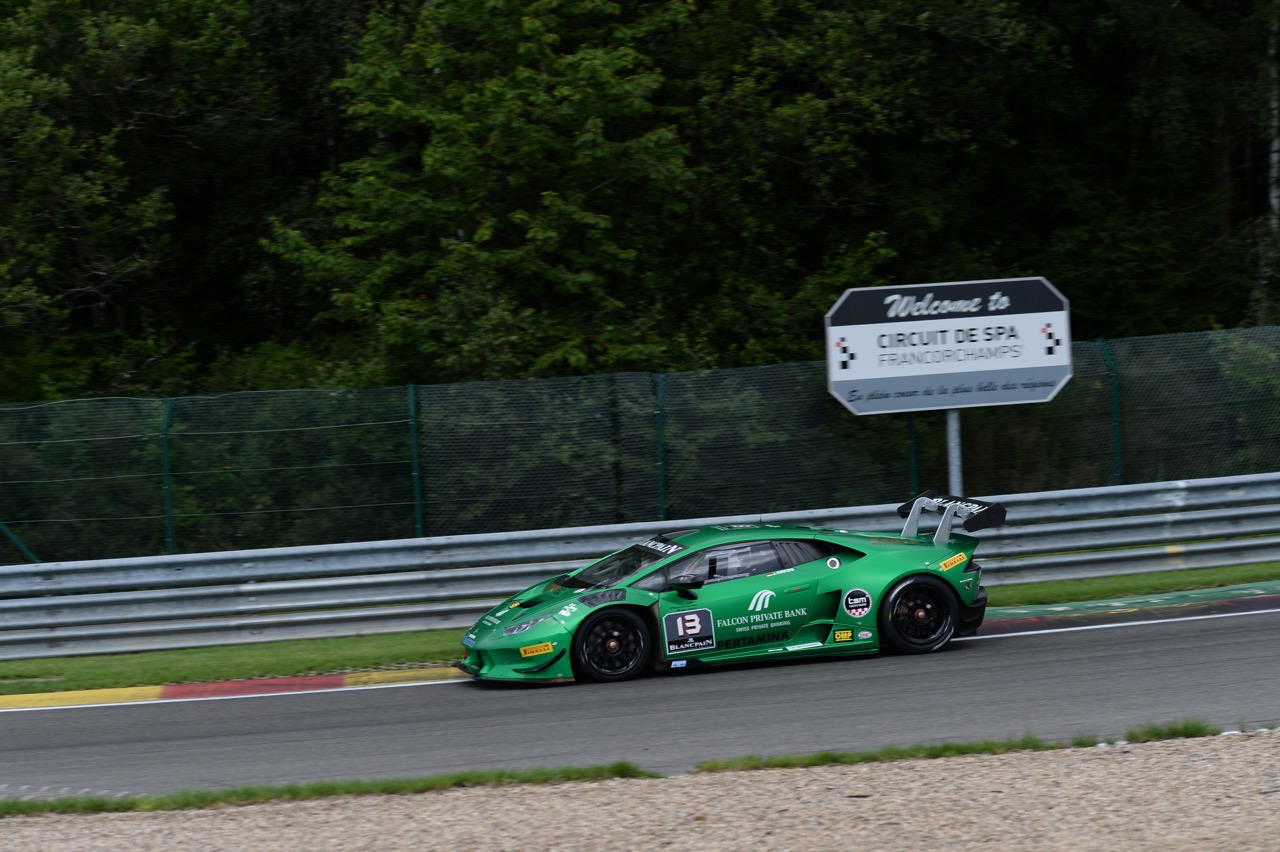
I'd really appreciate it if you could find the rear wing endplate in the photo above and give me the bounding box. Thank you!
[896,491,1007,545]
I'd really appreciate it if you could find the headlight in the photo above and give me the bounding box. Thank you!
[503,614,555,636]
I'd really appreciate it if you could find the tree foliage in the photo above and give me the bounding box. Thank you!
[1,0,1278,400]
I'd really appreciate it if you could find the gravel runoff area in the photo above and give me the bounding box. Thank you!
[5,730,1279,851]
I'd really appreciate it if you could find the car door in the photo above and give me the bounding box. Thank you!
[655,541,820,661]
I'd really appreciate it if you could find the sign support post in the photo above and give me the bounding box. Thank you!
[947,410,962,495]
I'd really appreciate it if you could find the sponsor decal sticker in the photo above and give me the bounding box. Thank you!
[858,630,873,640]
[637,538,686,556]
[766,567,795,577]
[827,557,841,569]
[939,552,968,571]
[671,660,687,669]
[786,642,823,651]
[664,608,716,654]
[462,634,477,647]
[844,589,873,618]
[715,608,807,633]
[558,603,579,618]
[832,629,854,643]
[718,630,788,651]
[519,642,554,658]
[713,524,760,530]
[748,589,777,612]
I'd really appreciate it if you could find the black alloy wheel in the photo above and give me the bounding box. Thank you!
[878,575,959,654]
[572,609,650,683]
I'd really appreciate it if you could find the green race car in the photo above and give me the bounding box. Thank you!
[456,492,1005,684]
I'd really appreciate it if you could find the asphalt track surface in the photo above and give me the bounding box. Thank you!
[2,606,1278,799]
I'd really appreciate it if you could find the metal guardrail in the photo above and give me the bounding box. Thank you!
[2,472,1279,660]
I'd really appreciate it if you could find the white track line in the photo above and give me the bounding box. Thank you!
[959,605,1280,641]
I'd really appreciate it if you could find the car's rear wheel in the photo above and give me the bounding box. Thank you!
[572,609,650,683]
[878,575,958,654]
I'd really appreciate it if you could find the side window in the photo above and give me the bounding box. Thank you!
[630,552,705,591]
[700,542,783,583]
[775,540,862,569]
[630,542,785,589]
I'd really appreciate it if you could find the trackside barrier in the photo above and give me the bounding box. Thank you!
[1,472,1278,660]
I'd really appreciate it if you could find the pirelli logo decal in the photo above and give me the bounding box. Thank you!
[939,552,968,571]
[519,642,555,657]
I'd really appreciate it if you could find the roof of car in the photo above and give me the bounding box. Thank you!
[659,523,897,549]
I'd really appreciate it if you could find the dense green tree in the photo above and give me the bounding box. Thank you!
[4,0,1280,399]
[0,0,374,399]
[271,0,704,382]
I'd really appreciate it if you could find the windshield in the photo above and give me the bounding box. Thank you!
[561,537,684,589]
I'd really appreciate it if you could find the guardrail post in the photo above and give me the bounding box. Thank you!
[1097,339,1125,485]
[408,384,426,537]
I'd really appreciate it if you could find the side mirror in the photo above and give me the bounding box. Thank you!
[668,576,704,600]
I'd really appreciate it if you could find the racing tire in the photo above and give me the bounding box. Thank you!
[878,575,959,654]
[572,609,650,683]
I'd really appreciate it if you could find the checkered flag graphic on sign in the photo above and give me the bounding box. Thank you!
[834,336,854,369]
[1041,323,1062,355]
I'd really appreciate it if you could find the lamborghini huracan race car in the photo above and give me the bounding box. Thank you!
[456,492,1005,684]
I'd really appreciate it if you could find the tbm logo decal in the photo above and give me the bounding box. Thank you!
[748,590,777,612]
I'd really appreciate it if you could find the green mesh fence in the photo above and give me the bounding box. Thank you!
[2,326,1280,564]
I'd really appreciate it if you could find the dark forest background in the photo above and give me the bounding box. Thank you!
[3,0,1278,402]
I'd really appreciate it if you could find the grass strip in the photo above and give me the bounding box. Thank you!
[984,562,1280,607]
[695,734,1058,772]
[0,631,465,695]
[0,723,1228,818]
[1123,719,1220,742]
[0,762,661,818]
[694,720,1222,773]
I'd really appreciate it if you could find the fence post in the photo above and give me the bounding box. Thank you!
[407,384,426,537]
[161,398,177,554]
[1097,339,1125,485]
[609,375,625,523]
[654,373,666,521]
[0,519,38,563]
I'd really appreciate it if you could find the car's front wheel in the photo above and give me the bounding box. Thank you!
[572,609,650,683]
[878,575,958,653]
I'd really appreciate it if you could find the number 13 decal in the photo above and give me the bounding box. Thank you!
[663,608,714,654]
[674,612,702,636]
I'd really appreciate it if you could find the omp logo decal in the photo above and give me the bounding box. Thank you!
[940,552,968,571]
[833,629,854,643]
[519,642,554,658]
[748,590,777,612]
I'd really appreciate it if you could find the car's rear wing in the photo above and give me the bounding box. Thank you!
[896,491,1007,545]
